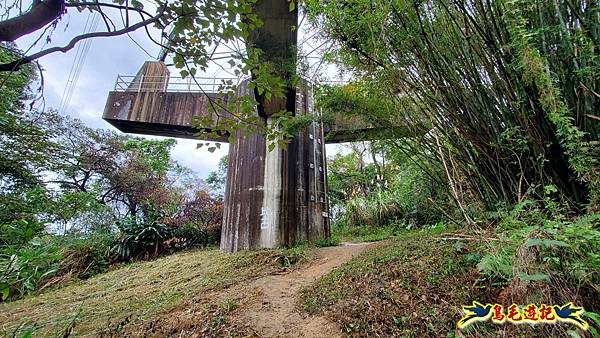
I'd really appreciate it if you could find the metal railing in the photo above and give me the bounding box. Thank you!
[114,75,241,93]
[113,74,351,93]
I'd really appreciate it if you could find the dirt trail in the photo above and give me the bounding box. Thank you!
[233,242,372,338]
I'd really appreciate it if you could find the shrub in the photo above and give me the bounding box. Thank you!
[0,219,47,249]
[42,233,113,289]
[343,186,443,229]
[314,236,340,248]
[477,197,600,312]
[171,223,219,249]
[345,191,403,228]
[0,237,62,301]
[0,232,116,301]
[111,217,174,261]
[331,219,405,242]
[111,216,221,262]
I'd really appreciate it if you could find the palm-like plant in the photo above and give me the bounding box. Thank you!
[111,217,173,261]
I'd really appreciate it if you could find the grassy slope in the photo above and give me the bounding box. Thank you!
[300,229,597,337]
[332,224,400,243]
[0,247,299,337]
[3,228,596,337]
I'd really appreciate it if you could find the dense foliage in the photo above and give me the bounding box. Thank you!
[327,141,444,229]
[310,0,599,213]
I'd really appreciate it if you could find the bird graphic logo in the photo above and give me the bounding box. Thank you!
[457,301,493,329]
[553,302,589,330]
[457,301,590,330]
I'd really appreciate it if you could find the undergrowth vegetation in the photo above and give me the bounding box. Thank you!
[301,224,600,337]
[0,245,310,337]
[1,0,599,335]
[331,223,402,243]
[477,198,600,317]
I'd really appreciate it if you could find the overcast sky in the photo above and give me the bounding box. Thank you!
[14,6,345,179]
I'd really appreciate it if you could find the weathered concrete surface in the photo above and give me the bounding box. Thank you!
[103,90,230,141]
[220,81,329,252]
[247,0,298,118]
[103,88,396,143]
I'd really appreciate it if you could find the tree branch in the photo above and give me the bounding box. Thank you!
[0,0,65,42]
[65,2,155,20]
[0,8,164,71]
[94,0,114,32]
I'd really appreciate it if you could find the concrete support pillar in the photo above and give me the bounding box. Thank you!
[220,81,330,252]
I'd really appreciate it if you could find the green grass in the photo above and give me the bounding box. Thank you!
[315,236,341,247]
[332,224,398,242]
[0,247,305,337]
[331,222,449,243]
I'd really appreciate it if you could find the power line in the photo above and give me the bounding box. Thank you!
[58,12,100,114]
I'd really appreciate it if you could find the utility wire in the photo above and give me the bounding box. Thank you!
[59,13,100,114]
[58,12,92,112]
